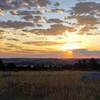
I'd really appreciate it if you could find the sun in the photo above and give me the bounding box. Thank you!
[63,50,73,58]
[61,43,80,51]
[61,43,81,58]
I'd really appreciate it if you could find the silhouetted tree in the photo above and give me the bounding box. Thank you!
[6,63,16,71]
[88,58,98,70]
[0,59,5,70]
[74,59,89,70]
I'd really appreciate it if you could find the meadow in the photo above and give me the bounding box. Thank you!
[0,71,100,100]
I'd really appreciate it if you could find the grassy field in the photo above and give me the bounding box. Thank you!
[0,71,100,100]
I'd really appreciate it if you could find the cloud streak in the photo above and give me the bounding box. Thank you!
[23,41,65,46]
[0,21,33,29]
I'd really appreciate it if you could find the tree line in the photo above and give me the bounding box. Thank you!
[0,58,100,71]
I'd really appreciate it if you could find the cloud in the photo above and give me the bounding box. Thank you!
[23,41,64,46]
[73,49,100,58]
[48,8,66,14]
[27,24,76,35]
[0,0,50,10]
[5,43,22,49]
[47,18,64,23]
[36,24,43,27]
[18,10,41,15]
[0,9,5,16]
[0,36,3,40]
[6,38,20,42]
[71,2,100,15]
[0,0,13,10]
[33,16,47,23]
[10,10,43,22]
[76,16,98,26]
[79,26,97,34]
[10,10,18,15]
[68,1,100,34]
[34,0,50,7]
[0,21,33,29]
[0,30,4,39]
[22,14,33,21]
[10,10,42,16]
[65,26,77,32]
[0,29,4,32]
[0,0,72,29]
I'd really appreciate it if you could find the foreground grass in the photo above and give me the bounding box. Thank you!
[0,71,100,100]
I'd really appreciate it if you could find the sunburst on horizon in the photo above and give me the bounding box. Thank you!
[63,50,73,58]
[61,43,81,51]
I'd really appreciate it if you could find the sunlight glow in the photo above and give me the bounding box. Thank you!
[61,43,80,51]
[64,50,74,58]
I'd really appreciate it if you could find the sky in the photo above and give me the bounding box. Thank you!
[0,0,100,58]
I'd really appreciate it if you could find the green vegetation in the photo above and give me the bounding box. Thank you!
[0,71,100,100]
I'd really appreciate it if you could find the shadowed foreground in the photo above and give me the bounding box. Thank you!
[0,71,100,100]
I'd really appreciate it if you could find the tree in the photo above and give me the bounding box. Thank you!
[6,63,16,71]
[89,58,98,70]
[0,59,5,70]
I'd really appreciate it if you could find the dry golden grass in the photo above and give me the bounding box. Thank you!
[0,71,100,100]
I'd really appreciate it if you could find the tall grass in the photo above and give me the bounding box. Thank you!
[0,71,100,100]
